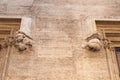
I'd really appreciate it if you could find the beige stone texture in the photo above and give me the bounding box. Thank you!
[0,0,120,80]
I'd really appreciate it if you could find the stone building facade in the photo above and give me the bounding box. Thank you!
[0,0,120,80]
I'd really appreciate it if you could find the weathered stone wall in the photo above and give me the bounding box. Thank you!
[0,0,120,80]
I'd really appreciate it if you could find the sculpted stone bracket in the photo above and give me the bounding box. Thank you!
[82,33,102,52]
[14,31,33,51]
[0,30,33,52]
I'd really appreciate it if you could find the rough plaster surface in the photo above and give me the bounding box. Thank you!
[0,0,120,80]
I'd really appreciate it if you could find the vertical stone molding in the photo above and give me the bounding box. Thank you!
[20,17,32,37]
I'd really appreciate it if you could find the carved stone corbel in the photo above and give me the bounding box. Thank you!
[0,30,33,52]
[82,33,102,51]
[14,31,33,52]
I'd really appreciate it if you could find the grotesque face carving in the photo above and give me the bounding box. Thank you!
[15,33,25,42]
[14,31,33,52]
[86,38,102,51]
[15,43,27,51]
[82,33,102,52]
[0,31,33,52]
